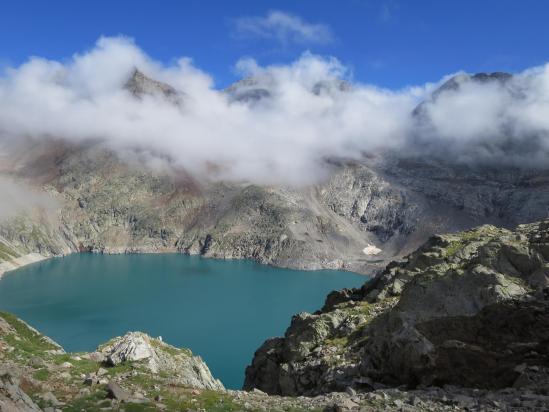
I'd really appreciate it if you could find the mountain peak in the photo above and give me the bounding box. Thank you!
[413,71,513,118]
[123,68,182,104]
[471,71,512,83]
[432,71,512,99]
[224,76,352,105]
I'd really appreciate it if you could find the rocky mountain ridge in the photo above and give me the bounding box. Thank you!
[124,69,184,105]
[3,69,549,278]
[244,220,549,407]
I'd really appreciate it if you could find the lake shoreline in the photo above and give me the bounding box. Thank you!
[0,248,370,279]
[0,253,367,389]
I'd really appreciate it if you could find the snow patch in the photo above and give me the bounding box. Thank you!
[363,244,382,255]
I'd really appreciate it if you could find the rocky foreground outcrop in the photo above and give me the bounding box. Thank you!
[245,220,549,408]
[0,311,225,410]
[3,222,549,410]
[0,311,495,412]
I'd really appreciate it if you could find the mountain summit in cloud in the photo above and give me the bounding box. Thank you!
[1,36,549,185]
[124,68,183,105]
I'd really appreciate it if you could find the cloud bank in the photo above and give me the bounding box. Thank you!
[0,177,58,220]
[412,71,549,167]
[233,10,334,45]
[0,36,549,185]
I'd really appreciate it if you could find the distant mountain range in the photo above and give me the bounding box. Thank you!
[1,70,549,277]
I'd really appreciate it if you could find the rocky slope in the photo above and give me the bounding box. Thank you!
[124,69,183,104]
[0,311,498,412]
[244,220,549,408]
[1,70,549,276]
[2,139,549,278]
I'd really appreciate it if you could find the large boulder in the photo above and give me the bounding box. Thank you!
[101,332,157,369]
[99,332,224,390]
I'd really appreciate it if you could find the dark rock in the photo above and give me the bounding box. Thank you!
[0,373,41,411]
[106,382,131,402]
[41,391,61,406]
[246,221,549,396]
[124,69,183,105]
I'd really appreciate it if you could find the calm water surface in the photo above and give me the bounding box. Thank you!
[0,254,365,389]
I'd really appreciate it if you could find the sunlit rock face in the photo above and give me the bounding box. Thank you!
[98,332,224,390]
[245,220,549,396]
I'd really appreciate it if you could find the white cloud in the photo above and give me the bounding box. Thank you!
[0,176,58,219]
[0,36,417,185]
[413,69,549,166]
[0,36,549,186]
[233,10,334,45]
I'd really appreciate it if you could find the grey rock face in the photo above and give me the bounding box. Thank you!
[245,220,549,395]
[433,72,512,100]
[318,162,417,242]
[224,75,351,105]
[2,71,549,277]
[124,69,183,105]
[311,79,352,95]
[413,71,512,117]
[102,332,157,369]
[99,331,224,390]
[380,156,549,226]
[106,381,131,402]
[224,77,274,104]
[2,140,549,277]
[0,373,41,412]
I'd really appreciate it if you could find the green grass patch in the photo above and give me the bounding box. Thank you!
[325,336,349,348]
[124,403,158,412]
[0,312,59,357]
[171,390,242,412]
[444,240,465,257]
[0,245,18,261]
[52,354,73,365]
[150,339,192,357]
[63,388,109,412]
[106,361,138,377]
[0,242,18,259]
[33,368,50,381]
[443,227,500,258]
[52,354,99,376]
[29,225,50,244]
[126,370,162,393]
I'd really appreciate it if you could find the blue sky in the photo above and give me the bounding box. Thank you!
[1,0,548,89]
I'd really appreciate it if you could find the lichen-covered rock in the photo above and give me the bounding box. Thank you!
[1,304,549,410]
[245,220,549,396]
[1,311,228,409]
[124,69,183,105]
[101,332,158,369]
[99,331,224,390]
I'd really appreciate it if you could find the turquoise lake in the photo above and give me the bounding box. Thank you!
[0,253,365,389]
